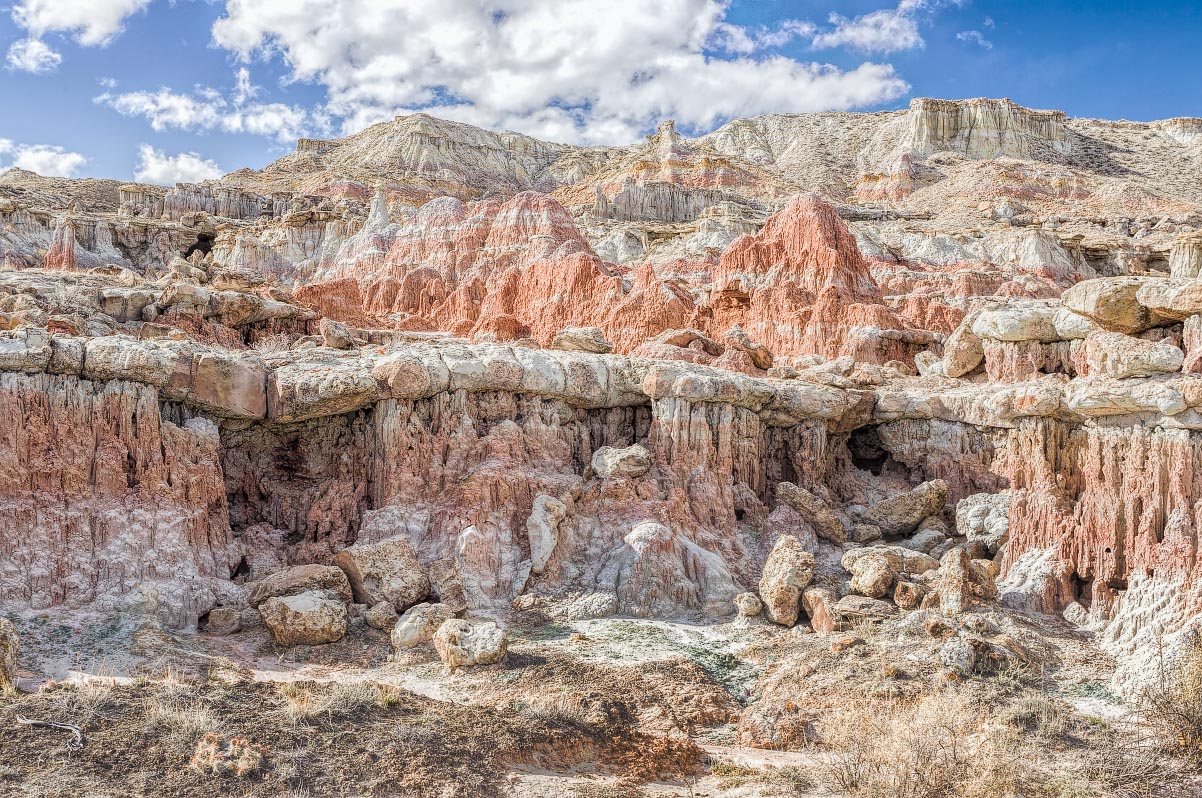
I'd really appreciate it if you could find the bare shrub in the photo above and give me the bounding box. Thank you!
[146,698,224,745]
[1142,630,1202,765]
[814,692,1026,798]
[272,680,405,724]
[251,332,293,353]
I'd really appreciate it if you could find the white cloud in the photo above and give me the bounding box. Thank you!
[812,7,924,54]
[133,144,223,184]
[956,30,993,49]
[0,139,86,176]
[6,37,62,73]
[209,0,910,144]
[96,71,317,142]
[11,0,152,47]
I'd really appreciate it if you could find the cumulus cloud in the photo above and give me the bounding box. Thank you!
[11,0,152,46]
[6,37,62,73]
[96,71,317,142]
[0,139,87,177]
[209,0,909,144]
[7,0,151,72]
[133,144,223,185]
[813,6,924,54]
[956,30,993,49]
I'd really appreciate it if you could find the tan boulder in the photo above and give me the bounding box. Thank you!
[802,586,839,632]
[259,591,348,646]
[551,326,613,353]
[846,553,896,598]
[1061,277,1165,334]
[590,444,651,479]
[333,535,430,612]
[365,601,399,630]
[861,480,948,537]
[758,535,816,626]
[246,564,353,608]
[776,482,846,543]
[391,602,456,649]
[1078,331,1183,378]
[1135,278,1202,322]
[942,312,984,377]
[432,618,507,668]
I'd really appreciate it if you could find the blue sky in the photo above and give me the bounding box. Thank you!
[0,0,1199,183]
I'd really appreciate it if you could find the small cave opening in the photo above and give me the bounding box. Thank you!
[230,555,251,580]
[182,232,216,259]
[848,425,891,476]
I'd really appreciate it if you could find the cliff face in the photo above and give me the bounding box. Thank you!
[0,373,232,627]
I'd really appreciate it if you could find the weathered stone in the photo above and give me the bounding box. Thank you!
[591,444,651,479]
[527,494,567,574]
[432,618,508,668]
[776,482,846,543]
[365,601,399,630]
[1078,331,1183,378]
[259,591,348,646]
[333,535,430,612]
[758,535,816,626]
[551,326,613,353]
[1061,277,1164,334]
[734,592,763,617]
[204,607,242,636]
[861,480,948,537]
[246,565,353,609]
[391,602,456,650]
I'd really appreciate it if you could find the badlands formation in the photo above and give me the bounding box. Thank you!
[1,98,1202,796]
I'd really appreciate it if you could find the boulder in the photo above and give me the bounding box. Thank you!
[1135,278,1202,321]
[432,618,508,668]
[391,602,456,649]
[802,586,839,632]
[723,325,773,369]
[943,313,984,377]
[259,591,348,646]
[972,305,1059,342]
[0,618,17,694]
[893,580,927,610]
[319,317,356,349]
[956,493,1011,555]
[527,494,567,574]
[246,564,353,608]
[846,553,896,599]
[840,545,940,577]
[861,480,948,537]
[551,326,613,354]
[775,482,846,543]
[833,595,897,622]
[204,607,242,636]
[758,535,816,626]
[591,444,651,479]
[365,601,399,630]
[1061,277,1164,334]
[1078,331,1183,378]
[734,592,763,618]
[333,535,430,612]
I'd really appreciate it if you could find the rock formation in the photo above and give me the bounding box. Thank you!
[5,99,1202,783]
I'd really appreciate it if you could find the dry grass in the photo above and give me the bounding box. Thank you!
[814,692,1026,798]
[145,697,225,746]
[251,332,293,353]
[1142,630,1202,765]
[271,680,406,724]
